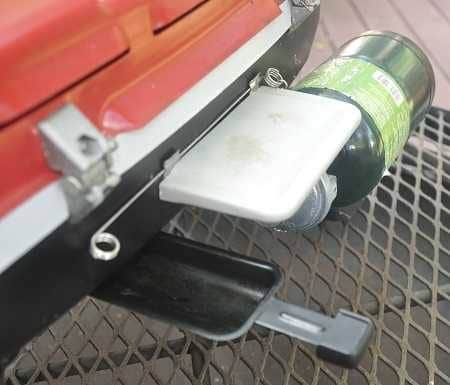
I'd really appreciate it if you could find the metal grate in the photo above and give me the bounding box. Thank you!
[4,107,450,385]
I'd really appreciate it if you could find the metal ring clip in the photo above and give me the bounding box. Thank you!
[90,232,121,261]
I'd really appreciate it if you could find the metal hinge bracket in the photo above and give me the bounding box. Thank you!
[38,104,120,222]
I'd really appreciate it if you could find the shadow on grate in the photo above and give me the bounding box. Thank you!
[4,107,450,385]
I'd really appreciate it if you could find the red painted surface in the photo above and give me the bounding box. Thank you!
[0,0,136,125]
[149,0,207,30]
[0,0,280,217]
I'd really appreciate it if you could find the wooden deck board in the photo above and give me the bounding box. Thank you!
[429,0,450,23]
[301,0,450,108]
[300,21,334,75]
[319,0,366,47]
[391,0,450,80]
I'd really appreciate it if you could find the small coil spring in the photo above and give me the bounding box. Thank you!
[264,68,288,88]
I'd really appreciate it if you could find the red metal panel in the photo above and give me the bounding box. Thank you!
[149,0,207,30]
[81,0,280,134]
[0,0,133,125]
[0,0,280,218]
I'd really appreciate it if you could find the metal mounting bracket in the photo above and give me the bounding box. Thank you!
[38,104,120,222]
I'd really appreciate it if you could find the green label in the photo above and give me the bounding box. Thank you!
[297,57,412,166]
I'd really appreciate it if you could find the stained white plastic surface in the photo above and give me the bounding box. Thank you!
[159,86,361,223]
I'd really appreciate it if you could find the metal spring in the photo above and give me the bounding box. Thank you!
[264,68,288,88]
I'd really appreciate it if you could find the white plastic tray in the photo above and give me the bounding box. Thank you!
[159,86,361,223]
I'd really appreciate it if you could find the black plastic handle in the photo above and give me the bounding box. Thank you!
[316,310,374,368]
[256,298,373,369]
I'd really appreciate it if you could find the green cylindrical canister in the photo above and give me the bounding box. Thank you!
[293,31,435,207]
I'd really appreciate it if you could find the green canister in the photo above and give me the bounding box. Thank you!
[294,31,435,207]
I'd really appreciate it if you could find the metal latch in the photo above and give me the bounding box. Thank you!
[38,104,120,222]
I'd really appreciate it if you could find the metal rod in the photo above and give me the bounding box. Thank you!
[89,81,254,261]
[364,283,450,315]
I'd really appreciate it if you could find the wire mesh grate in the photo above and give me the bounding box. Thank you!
[4,107,450,385]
